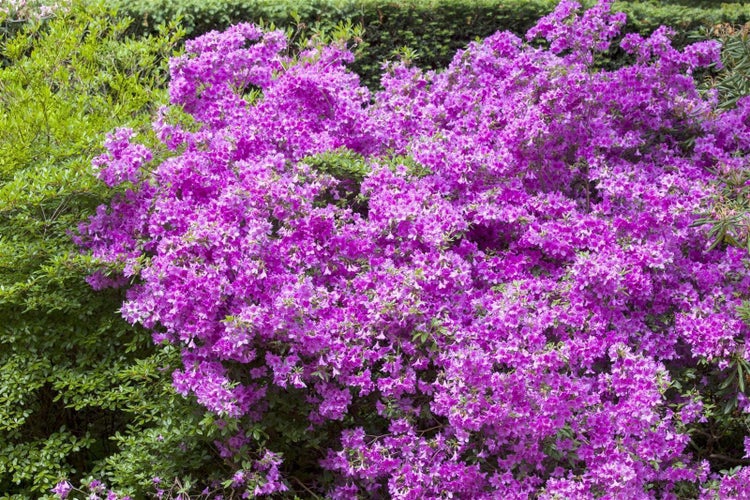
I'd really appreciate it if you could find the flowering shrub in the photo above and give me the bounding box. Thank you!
[78,0,750,497]
[51,479,129,500]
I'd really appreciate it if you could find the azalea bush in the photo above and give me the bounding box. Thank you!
[78,0,750,497]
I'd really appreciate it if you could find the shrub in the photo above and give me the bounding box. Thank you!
[100,0,750,89]
[79,0,750,497]
[0,2,226,497]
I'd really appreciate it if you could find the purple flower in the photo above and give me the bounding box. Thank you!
[77,0,750,496]
[52,481,73,499]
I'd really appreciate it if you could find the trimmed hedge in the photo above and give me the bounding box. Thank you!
[102,0,557,87]
[103,0,750,87]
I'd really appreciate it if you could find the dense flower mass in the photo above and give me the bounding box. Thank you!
[77,0,750,496]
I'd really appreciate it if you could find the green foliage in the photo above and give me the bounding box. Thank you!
[617,1,750,48]
[0,2,225,497]
[344,0,560,89]
[656,15,750,481]
[101,0,560,88]
[99,0,750,88]
[305,149,368,182]
[698,22,750,111]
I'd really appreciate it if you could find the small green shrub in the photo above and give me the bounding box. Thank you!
[0,2,226,497]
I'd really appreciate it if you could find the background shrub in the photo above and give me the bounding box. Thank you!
[101,0,750,88]
[0,2,226,496]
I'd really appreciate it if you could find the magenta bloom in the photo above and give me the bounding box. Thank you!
[52,481,73,499]
[77,0,750,497]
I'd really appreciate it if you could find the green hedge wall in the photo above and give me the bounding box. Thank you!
[102,0,557,87]
[102,0,750,87]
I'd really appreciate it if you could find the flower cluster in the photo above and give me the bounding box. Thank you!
[78,0,750,496]
[51,479,131,500]
[0,0,68,21]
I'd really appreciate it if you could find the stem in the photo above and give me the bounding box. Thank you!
[291,476,322,500]
[709,453,750,465]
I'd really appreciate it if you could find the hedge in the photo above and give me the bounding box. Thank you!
[102,0,750,87]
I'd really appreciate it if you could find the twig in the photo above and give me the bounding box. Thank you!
[291,476,322,500]
[709,453,750,465]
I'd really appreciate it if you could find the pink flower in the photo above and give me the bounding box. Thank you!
[52,481,73,499]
